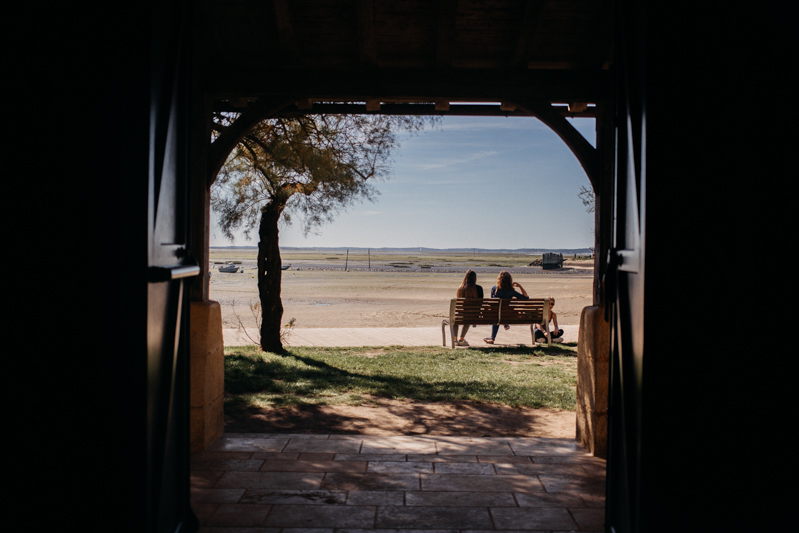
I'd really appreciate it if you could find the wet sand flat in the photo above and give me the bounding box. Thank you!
[211,267,593,331]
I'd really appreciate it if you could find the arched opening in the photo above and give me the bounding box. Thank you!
[191,99,610,435]
[189,100,602,525]
[208,109,597,426]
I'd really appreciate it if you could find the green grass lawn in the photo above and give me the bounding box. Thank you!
[224,344,578,413]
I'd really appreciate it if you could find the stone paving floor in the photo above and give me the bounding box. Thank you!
[191,433,606,532]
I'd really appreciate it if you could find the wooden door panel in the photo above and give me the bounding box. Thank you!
[146,1,199,531]
[605,3,646,531]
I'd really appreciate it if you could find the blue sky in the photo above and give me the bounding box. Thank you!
[210,115,596,249]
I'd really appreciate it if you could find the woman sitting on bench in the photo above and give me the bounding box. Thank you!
[454,270,483,346]
[484,271,529,344]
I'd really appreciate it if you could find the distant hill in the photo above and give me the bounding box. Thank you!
[211,246,593,254]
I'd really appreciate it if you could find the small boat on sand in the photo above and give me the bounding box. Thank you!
[281,264,291,270]
[219,263,239,273]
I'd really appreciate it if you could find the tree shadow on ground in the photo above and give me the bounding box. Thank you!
[224,397,577,437]
[467,343,578,357]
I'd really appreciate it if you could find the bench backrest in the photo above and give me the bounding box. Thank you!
[448,298,550,325]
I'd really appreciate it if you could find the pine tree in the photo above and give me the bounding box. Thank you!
[212,113,434,352]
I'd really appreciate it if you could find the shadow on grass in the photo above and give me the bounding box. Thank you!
[224,345,578,411]
[467,343,578,357]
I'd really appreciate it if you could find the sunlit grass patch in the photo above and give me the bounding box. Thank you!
[224,344,577,413]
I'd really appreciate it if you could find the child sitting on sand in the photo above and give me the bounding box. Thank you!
[533,298,564,343]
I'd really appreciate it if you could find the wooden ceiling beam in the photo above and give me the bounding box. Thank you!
[272,0,300,65]
[436,0,458,68]
[205,68,610,103]
[357,0,377,67]
[582,0,615,70]
[513,0,547,68]
[514,97,600,188]
[213,102,598,118]
[434,100,451,111]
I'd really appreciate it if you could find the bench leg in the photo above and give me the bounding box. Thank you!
[530,325,535,346]
[544,323,551,347]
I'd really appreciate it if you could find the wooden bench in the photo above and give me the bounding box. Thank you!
[441,298,552,348]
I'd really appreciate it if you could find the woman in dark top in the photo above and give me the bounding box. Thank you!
[454,270,483,346]
[484,271,529,344]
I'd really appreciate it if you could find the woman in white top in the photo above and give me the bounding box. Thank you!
[533,298,564,343]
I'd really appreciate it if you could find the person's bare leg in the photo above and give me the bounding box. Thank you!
[459,324,470,343]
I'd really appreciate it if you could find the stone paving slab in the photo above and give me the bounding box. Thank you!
[420,473,545,493]
[508,440,585,456]
[191,470,224,489]
[493,463,592,476]
[435,442,515,455]
[205,503,274,527]
[367,462,435,474]
[409,455,479,463]
[339,530,461,533]
[191,458,265,472]
[299,453,338,461]
[190,488,246,504]
[568,508,606,530]
[376,506,493,529]
[231,433,330,440]
[208,437,290,453]
[346,491,405,506]
[476,455,533,464]
[251,452,302,460]
[193,451,258,460]
[360,438,438,455]
[260,460,367,473]
[322,473,422,491]
[265,505,377,528]
[432,463,496,475]
[214,471,326,490]
[489,507,578,530]
[193,433,606,531]
[404,491,517,507]
[537,474,606,494]
[513,491,588,508]
[283,440,363,454]
[334,454,408,462]
[239,490,348,505]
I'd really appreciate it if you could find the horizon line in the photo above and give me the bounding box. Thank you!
[211,245,593,253]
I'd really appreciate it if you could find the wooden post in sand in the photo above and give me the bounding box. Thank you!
[345,249,349,271]
[368,248,371,270]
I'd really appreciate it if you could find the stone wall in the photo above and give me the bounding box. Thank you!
[576,305,610,458]
[189,300,225,453]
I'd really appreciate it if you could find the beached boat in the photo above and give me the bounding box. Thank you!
[218,263,239,273]
[281,264,291,270]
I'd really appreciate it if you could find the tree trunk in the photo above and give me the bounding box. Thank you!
[257,199,286,353]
